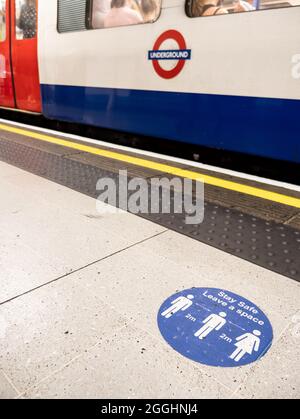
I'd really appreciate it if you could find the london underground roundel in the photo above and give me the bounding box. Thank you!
[148,30,191,79]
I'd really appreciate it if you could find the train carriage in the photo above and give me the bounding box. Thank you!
[0,0,300,162]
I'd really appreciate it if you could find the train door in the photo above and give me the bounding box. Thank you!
[0,0,14,108]
[10,0,41,112]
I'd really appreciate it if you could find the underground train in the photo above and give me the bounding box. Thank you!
[0,0,300,163]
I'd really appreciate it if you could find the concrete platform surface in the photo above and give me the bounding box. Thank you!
[0,161,299,399]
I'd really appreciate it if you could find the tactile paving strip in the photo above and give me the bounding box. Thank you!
[0,137,299,282]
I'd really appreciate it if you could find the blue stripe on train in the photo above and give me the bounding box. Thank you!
[41,84,300,163]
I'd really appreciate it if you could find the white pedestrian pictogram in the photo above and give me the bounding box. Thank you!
[161,295,194,319]
[194,312,227,340]
[230,330,261,362]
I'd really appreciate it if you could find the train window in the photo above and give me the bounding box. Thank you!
[0,0,5,42]
[15,0,37,40]
[186,0,300,17]
[89,0,161,30]
[57,0,89,33]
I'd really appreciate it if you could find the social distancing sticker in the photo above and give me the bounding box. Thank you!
[158,288,273,367]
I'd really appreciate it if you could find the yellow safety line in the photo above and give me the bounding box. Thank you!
[1,122,300,209]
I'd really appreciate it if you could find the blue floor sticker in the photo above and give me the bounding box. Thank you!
[158,288,273,367]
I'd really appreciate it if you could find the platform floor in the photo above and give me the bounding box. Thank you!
[0,160,299,399]
[1,120,300,282]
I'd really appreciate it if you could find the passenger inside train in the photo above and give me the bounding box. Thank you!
[192,0,229,16]
[92,0,112,28]
[140,0,160,21]
[16,0,37,40]
[103,0,143,28]
[92,0,161,29]
[90,0,300,28]
[188,0,300,16]
[0,0,5,42]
